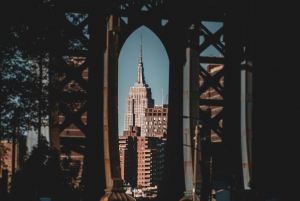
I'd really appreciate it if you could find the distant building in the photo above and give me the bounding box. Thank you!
[58,56,88,177]
[0,141,12,181]
[136,136,165,188]
[0,138,25,191]
[200,62,224,142]
[124,41,154,136]
[119,126,166,189]
[144,105,168,137]
[121,40,167,191]
[119,126,139,187]
[26,125,50,154]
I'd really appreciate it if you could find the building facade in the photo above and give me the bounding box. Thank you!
[136,136,165,188]
[58,56,88,177]
[119,126,140,187]
[119,131,165,189]
[144,105,168,137]
[124,42,154,136]
[0,141,12,182]
[200,62,224,143]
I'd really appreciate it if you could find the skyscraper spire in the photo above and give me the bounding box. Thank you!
[139,35,142,63]
[135,36,146,86]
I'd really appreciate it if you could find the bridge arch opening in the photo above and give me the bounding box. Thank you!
[118,25,169,137]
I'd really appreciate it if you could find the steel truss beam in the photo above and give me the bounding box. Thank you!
[49,1,249,200]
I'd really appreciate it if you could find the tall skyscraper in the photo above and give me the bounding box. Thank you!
[119,126,140,187]
[120,39,167,190]
[124,39,154,136]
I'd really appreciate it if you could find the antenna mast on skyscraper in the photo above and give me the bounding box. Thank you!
[162,89,163,105]
[139,35,142,62]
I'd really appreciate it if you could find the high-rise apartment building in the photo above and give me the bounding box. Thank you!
[0,139,25,191]
[120,104,168,188]
[200,62,223,142]
[124,42,154,136]
[119,128,165,189]
[144,105,168,137]
[119,126,139,187]
[136,136,165,188]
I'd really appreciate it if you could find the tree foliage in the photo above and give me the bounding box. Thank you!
[11,136,82,201]
[0,0,68,140]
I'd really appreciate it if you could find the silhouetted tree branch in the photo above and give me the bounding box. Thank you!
[0,0,68,142]
[11,136,82,201]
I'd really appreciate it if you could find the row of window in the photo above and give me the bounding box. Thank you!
[146,122,167,125]
[146,129,164,133]
[147,109,167,112]
[146,125,167,129]
[146,117,167,121]
[145,113,167,116]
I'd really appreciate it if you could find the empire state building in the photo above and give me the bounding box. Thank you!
[124,40,154,136]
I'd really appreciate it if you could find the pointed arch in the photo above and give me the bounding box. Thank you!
[118,25,169,136]
[119,23,168,56]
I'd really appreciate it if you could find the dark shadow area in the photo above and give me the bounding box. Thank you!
[9,136,82,201]
[1,1,300,201]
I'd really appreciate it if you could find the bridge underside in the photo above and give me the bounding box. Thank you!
[49,1,300,201]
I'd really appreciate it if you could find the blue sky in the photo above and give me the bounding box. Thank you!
[118,26,169,135]
[118,22,223,136]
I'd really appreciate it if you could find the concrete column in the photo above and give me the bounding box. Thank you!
[240,67,251,190]
[183,24,200,200]
[158,17,186,201]
[82,10,107,201]
[103,15,121,191]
